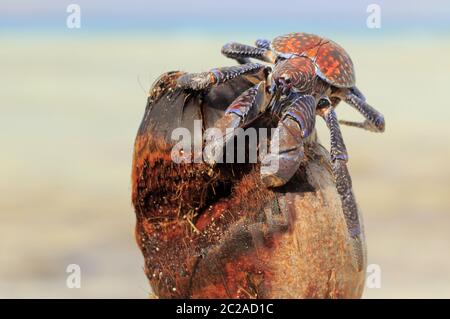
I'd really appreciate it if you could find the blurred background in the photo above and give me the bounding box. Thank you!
[1,0,449,298]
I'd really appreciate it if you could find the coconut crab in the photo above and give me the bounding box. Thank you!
[177,32,385,263]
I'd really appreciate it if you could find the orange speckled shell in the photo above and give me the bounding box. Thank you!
[272,32,355,88]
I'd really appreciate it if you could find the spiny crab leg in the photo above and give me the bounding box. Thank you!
[177,63,268,91]
[222,42,277,64]
[321,107,365,271]
[255,38,271,50]
[340,89,385,133]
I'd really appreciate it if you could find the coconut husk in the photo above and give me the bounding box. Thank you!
[131,70,366,298]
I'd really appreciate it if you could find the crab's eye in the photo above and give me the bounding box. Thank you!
[317,97,331,109]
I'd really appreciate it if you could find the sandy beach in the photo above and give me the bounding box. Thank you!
[1,34,450,298]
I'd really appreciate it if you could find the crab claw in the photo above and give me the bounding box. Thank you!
[260,116,305,188]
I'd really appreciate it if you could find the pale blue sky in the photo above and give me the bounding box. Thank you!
[1,0,449,35]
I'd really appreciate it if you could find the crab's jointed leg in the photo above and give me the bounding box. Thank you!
[321,107,365,271]
[222,42,277,64]
[340,88,385,133]
[255,39,271,50]
[260,94,316,188]
[204,81,267,164]
[177,63,268,91]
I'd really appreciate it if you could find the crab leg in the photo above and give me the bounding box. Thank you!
[255,39,271,50]
[341,89,385,133]
[177,63,267,91]
[222,42,277,64]
[204,81,267,164]
[224,39,272,64]
[321,107,365,271]
[260,95,316,188]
